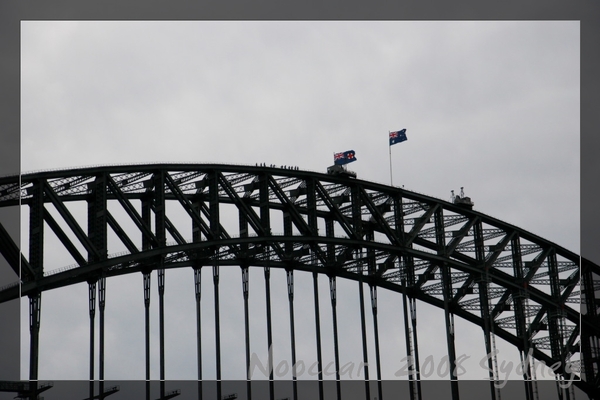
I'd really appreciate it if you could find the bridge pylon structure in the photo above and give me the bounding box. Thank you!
[0,163,598,399]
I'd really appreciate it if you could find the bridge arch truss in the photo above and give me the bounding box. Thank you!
[0,164,598,399]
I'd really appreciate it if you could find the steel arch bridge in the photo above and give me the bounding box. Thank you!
[0,163,598,400]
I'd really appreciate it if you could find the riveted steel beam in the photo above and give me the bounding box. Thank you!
[88,173,108,264]
[44,209,87,267]
[314,181,357,239]
[270,176,329,266]
[164,173,214,241]
[359,188,400,247]
[28,291,41,382]
[106,210,139,254]
[29,179,44,279]
[107,175,159,249]
[0,221,31,278]
[41,181,100,261]
[405,203,438,246]
[218,171,265,236]
[269,176,314,236]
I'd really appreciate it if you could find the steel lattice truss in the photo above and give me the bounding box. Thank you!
[0,164,598,398]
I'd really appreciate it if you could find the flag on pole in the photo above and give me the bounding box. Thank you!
[389,129,407,146]
[334,150,357,165]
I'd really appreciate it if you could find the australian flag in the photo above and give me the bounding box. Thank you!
[389,129,407,146]
[334,150,357,165]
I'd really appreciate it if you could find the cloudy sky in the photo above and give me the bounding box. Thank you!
[17,20,579,397]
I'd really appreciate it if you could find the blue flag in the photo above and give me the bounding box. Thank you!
[389,129,407,146]
[334,150,357,165]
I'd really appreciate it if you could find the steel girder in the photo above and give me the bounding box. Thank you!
[0,163,597,397]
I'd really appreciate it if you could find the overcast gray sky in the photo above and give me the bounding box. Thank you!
[18,20,579,393]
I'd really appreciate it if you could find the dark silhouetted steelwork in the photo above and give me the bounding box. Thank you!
[0,163,596,399]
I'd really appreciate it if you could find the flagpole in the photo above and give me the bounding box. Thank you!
[389,131,394,186]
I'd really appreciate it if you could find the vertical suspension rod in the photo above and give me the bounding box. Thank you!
[524,297,540,400]
[288,269,298,400]
[142,194,152,400]
[213,255,222,400]
[329,276,341,400]
[99,276,106,400]
[442,262,460,399]
[143,271,151,400]
[265,263,274,400]
[518,347,533,400]
[88,280,97,400]
[153,171,167,400]
[28,292,41,400]
[313,271,324,400]
[242,266,252,400]
[410,296,423,400]
[194,267,203,400]
[490,325,501,400]
[479,280,499,400]
[366,227,381,400]
[371,285,383,400]
[158,268,166,399]
[240,205,252,400]
[401,279,416,400]
[358,255,371,400]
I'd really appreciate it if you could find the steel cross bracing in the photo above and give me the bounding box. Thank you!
[0,163,598,398]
